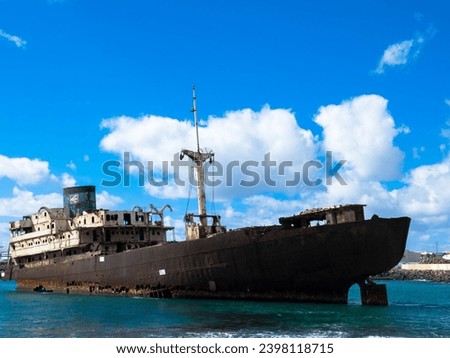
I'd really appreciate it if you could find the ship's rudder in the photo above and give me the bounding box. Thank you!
[359,280,388,306]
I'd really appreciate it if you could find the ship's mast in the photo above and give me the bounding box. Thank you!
[193,87,201,153]
[181,86,214,227]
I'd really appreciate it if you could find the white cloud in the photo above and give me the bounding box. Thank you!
[374,26,435,74]
[66,160,77,171]
[242,195,303,224]
[83,154,90,162]
[0,29,26,49]
[100,106,317,199]
[144,182,190,200]
[445,99,450,106]
[0,155,50,185]
[376,39,414,74]
[392,155,450,221]
[0,187,62,217]
[314,95,404,181]
[0,155,74,188]
[100,115,192,164]
[96,190,123,209]
[60,173,76,187]
[218,195,304,230]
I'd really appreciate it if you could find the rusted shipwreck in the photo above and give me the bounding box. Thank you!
[1,88,410,305]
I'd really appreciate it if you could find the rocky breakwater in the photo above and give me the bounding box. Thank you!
[375,258,450,283]
[376,268,450,283]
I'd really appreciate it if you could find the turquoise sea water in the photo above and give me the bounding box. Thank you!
[0,280,449,338]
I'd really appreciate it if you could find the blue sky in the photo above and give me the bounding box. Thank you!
[0,0,449,252]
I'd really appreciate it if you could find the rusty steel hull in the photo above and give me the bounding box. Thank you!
[3,217,410,303]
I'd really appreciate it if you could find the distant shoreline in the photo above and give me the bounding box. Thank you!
[374,268,450,283]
